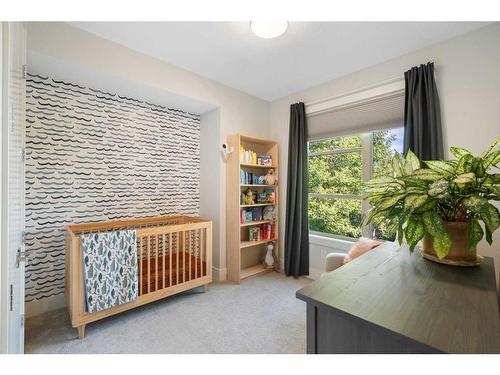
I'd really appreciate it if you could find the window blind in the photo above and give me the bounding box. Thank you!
[306,91,404,140]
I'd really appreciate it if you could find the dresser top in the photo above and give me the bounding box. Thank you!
[296,242,500,353]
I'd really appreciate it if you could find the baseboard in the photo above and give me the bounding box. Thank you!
[308,267,322,281]
[212,266,227,281]
[26,293,66,318]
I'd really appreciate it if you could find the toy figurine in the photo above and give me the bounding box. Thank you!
[264,169,277,185]
[244,188,255,205]
[263,241,276,269]
[263,205,276,221]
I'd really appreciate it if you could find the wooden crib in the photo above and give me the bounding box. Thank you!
[66,215,212,339]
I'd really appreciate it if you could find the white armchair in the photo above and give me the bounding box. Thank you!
[324,252,347,273]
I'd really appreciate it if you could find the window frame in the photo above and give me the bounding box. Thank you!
[308,130,391,240]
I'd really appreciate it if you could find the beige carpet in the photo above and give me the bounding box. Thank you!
[25,272,310,354]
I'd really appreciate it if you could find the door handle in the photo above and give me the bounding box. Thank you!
[16,247,28,267]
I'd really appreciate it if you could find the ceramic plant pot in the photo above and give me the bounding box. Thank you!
[421,221,482,266]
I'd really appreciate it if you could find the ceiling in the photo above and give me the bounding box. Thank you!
[69,22,488,101]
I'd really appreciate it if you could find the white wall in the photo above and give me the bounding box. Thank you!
[270,23,500,281]
[25,22,270,314]
[200,108,224,279]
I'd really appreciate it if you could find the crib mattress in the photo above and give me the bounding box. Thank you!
[140,254,207,295]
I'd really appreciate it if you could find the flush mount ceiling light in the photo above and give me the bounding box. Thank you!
[250,21,288,39]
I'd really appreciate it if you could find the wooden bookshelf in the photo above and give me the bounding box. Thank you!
[240,264,273,280]
[226,134,279,283]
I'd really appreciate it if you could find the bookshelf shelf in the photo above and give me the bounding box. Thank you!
[240,184,275,188]
[240,163,277,169]
[240,238,278,249]
[226,133,279,283]
[240,220,272,227]
[240,203,275,208]
[240,264,273,280]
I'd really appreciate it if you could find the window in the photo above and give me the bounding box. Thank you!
[308,127,404,240]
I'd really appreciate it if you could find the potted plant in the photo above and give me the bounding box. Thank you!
[363,138,500,265]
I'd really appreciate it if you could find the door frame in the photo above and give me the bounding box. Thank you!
[0,21,26,354]
[0,20,5,354]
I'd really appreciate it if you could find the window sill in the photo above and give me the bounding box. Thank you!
[309,233,355,252]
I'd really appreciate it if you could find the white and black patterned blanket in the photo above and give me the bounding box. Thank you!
[81,230,138,313]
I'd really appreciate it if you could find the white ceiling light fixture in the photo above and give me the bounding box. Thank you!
[250,21,288,39]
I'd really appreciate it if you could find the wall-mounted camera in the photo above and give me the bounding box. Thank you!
[221,143,234,161]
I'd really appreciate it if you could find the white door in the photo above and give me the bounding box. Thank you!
[1,22,26,354]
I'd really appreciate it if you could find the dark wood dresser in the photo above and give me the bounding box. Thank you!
[296,242,500,353]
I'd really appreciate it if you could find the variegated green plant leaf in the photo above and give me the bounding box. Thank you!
[432,233,452,259]
[397,220,404,245]
[450,146,471,159]
[424,160,456,176]
[405,216,425,250]
[471,158,485,178]
[456,153,474,174]
[469,219,483,249]
[404,194,428,212]
[404,150,420,175]
[479,203,500,233]
[484,174,500,185]
[422,210,444,236]
[364,186,397,195]
[410,168,442,181]
[480,137,500,159]
[414,198,437,214]
[405,186,426,194]
[462,195,488,213]
[428,179,448,197]
[364,176,397,187]
[392,153,404,177]
[453,172,475,185]
[488,185,500,200]
[484,150,500,170]
[485,225,493,245]
[377,194,404,210]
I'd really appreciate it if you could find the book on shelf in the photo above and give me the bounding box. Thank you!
[249,226,261,241]
[240,171,255,184]
[257,154,272,166]
[241,209,254,223]
[261,222,276,240]
[251,207,263,221]
[240,170,267,185]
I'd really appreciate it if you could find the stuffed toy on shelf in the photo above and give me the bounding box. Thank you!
[264,169,277,185]
[243,188,255,205]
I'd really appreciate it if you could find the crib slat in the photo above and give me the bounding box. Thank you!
[188,230,192,281]
[155,234,158,292]
[169,233,172,287]
[147,236,151,294]
[176,232,180,285]
[201,228,205,277]
[194,229,198,279]
[182,231,185,283]
[162,234,166,288]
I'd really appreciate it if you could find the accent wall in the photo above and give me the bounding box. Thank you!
[25,73,201,303]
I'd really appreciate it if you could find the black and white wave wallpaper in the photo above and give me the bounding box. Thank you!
[25,73,201,302]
